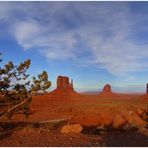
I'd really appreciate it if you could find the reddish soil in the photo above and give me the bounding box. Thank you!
[1,90,148,146]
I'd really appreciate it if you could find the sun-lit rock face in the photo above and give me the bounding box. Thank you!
[112,114,126,129]
[99,84,118,98]
[48,75,80,98]
[57,76,73,90]
[102,84,111,93]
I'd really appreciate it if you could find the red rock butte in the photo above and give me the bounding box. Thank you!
[140,83,148,100]
[99,84,118,98]
[49,75,81,99]
[103,84,112,93]
[57,76,73,90]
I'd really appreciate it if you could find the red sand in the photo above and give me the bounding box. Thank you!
[11,91,148,122]
[1,90,148,147]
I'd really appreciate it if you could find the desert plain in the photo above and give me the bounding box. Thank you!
[0,76,148,147]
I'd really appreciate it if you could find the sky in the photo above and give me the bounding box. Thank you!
[1,1,148,92]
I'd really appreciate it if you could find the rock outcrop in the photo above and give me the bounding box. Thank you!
[57,76,73,90]
[121,111,147,128]
[103,84,111,93]
[49,75,80,98]
[99,84,118,98]
[112,114,127,129]
[140,84,148,101]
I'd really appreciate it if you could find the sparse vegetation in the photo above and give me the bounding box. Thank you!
[0,53,51,123]
[31,71,51,94]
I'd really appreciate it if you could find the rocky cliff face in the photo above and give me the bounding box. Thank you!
[102,84,111,93]
[57,76,73,90]
[49,75,80,98]
[99,84,118,98]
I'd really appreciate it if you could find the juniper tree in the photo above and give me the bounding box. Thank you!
[0,53,32,121]
[0,53,51,123]
[31,71,51,94]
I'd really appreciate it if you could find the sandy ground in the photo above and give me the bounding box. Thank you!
[11,93,147,121]
[0,92,148,146]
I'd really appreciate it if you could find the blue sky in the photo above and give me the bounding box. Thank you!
[1,1,148,92]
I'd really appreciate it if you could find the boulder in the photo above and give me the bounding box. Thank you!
[138,127,148,136]
[97,125,105,130]
[121,111,147,128]
[61,124,83,134]
[112,114,127,129]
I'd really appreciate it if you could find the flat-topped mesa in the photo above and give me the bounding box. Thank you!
[57,76,73,90]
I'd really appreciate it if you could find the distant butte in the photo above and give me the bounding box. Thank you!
[49,75,81,99]
[99,84,118,98]
[140,83,148,100]
[102,84,112,93]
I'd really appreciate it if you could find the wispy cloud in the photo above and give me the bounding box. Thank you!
[1,2,148,76]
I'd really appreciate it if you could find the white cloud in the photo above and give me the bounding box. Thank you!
[13,20,43,49]
[1,2,148,76]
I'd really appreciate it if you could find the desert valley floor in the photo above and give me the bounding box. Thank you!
[0,90,148,147]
